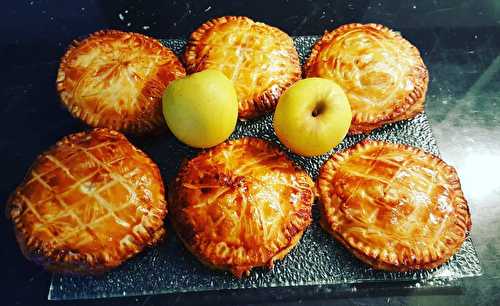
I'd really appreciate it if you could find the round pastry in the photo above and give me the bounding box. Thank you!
[57,30,186,134]
[170,137,315,277]
[304,23,429,134]
[184,16,301,119]
[7,128,167,274]
[317,140,471,271]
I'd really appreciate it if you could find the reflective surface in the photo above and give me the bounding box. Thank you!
[1,0,500,305]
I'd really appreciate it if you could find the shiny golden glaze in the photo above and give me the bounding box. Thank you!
[305,24,428,134]
[57,30,186,134]
[318,140,471,271]
[7,129,167,274]
[170,138,314,277]
[184,16,301,119]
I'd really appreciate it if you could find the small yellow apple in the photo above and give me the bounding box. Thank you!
[162,70,238,148]
[273,78,351,156]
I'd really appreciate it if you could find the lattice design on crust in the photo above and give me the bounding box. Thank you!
[317,140,471,271]
[184,16,301,119]
[305,23,428,134]
[57,30,186,134]
[171,137,315,277]
[8,129,166,273]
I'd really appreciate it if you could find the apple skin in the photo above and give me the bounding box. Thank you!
[273,78,352,157]
[162,70,238,148]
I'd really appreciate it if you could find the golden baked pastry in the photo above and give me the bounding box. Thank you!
[184,16,301,119]
[7,128,167,274]
[304,23,429,134]
[57,30,186,134]
[170,137,314,277]
[317,140,471,271]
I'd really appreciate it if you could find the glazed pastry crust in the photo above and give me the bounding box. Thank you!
[57,30,186,134]
[304,23,428,134]
[184,16,301,119]
[7,129,167,274]
[317,140,471,271]
[170,137,315,277]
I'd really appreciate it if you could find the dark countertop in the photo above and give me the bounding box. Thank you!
[1,1,499,305]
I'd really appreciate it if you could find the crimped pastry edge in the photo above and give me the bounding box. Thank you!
[183,16,301,119]
[56,30,186,135]
[317,139,471,271]
[6,128,168,274]
[169,137,315,277]
[304,23,429,134]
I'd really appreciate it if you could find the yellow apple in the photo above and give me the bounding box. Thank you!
[162,70,238,148]
[273,78,351,156]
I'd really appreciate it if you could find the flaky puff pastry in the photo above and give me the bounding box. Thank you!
[318,140,471,271]
[170,137,315,277]
[305,24,429,134]
[7,129,167,274]
[184,16,301,119]
[57,30,186,134]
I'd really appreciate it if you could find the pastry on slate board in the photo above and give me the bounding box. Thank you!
[7,128,167,274]
[305,23,428,134]
[317,140,471,271]
[184,16,301,119]
[57,30,186,134]
[169,137,315,277]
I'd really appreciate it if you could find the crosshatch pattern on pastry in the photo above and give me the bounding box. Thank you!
[7,129,167,274]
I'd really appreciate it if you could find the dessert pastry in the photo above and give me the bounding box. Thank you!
[7,128,167,274]
[304,23,429,134]
[57,30,186,134]
[317,140,471,271]
[169,137,315,277]
[184,16,301,119]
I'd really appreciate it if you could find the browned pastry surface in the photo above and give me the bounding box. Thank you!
[184,16,301,119]
[305,23,428,134]
[57,30,186,134]
[170,137,315,277]
[7,128,167,274]
[317,140,471,271]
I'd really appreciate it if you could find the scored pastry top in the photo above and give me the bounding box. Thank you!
[317,140,471,271]
[7,128,167,274]
[184,16,301,119]
[305,23,428,134]
[170,137,315,277]
[57,30,186,134]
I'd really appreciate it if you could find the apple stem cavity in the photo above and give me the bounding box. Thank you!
[312,101,327,117]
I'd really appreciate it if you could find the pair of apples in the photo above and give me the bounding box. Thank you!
[162,70,351,157]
